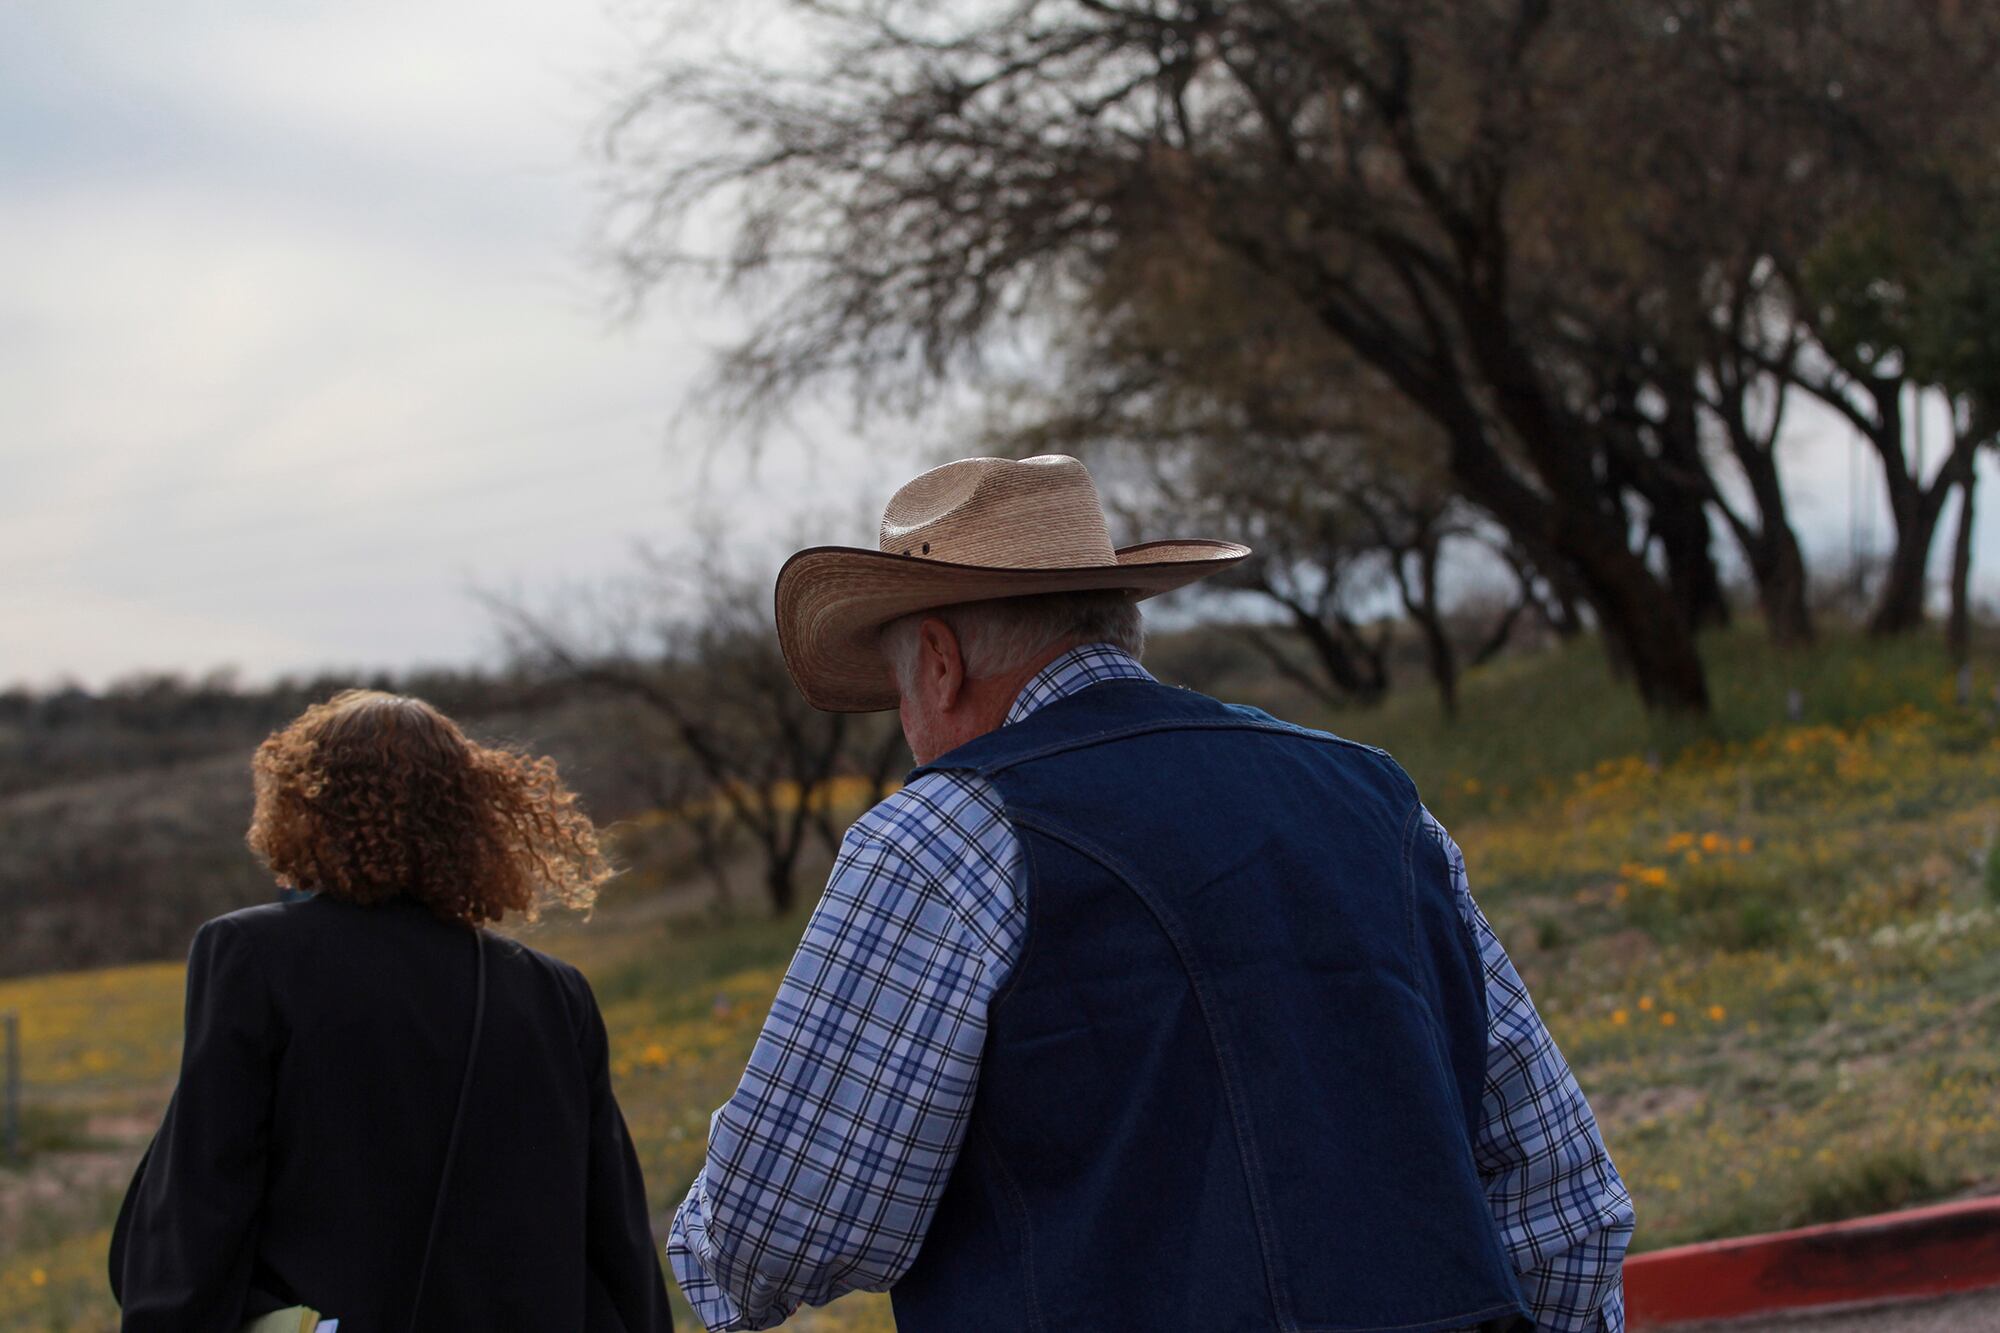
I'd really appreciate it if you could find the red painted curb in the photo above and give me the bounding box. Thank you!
[1625,1196,2000,1327]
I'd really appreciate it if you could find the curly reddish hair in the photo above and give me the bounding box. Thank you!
[246,690,612,926]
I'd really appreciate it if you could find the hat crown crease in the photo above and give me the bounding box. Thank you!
[877,455,1116,570]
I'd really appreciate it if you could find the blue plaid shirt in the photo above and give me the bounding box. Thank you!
[669,645,1634,1330]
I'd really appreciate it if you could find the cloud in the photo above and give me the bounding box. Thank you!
[0,1,915,688]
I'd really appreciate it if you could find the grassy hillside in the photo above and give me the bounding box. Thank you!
[5,628,2000,1330]
[0,689,711,979]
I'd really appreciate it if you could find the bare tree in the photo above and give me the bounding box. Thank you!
[489,551,906,915]
[994,239,1552,716]
[603,0,2000,704]
[600,733,743,910]
[602,0,1733,710]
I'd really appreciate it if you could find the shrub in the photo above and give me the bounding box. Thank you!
[1796,1148,1935,1227]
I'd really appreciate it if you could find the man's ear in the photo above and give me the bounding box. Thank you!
[918,616,967,710]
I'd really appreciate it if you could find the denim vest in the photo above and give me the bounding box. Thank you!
[889,680,1529,1332]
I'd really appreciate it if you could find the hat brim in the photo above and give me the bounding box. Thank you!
[774,539,1251,712]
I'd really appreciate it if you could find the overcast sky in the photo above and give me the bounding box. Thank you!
[0,1,914,691]
[1,2,1990,691]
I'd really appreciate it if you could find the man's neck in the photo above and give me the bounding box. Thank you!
[959,639,1093,744]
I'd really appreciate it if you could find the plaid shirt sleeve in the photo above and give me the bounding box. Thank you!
[667,771,1025,1332]
[1425,810,1636,1333]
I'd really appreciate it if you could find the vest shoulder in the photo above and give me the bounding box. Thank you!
[921,680,1413,788]
[1210,698,1393,755]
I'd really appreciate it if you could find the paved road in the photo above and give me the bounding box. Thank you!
[1673,1288,2000,1331]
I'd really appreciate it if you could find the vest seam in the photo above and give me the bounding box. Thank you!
[969,1117,1048,1333]
[1399,802,1424,967]
[1403,823,1520,1307]
[941,832,1042,1328]
[1401,803,1496,1217]
[985,818,1040,1017]
[1005,810,1301,1333]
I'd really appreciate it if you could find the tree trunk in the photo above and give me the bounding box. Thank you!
[1470,590,1530,668]
[1728,438,1817,646]
[1239,626,1346,709]
[1420,617,1457,718]
[1661,514,1732,633]
[1870,443,1973,636]
[1245,584,1390,706]
[694,817,735,911]
[1869,486,1945,634]
[1755,528,1816,647]
[1569,526,1711,711]
[1949,466,1978,665]
[1392,543,1458,720]
[1717,508,1815,648]
[764,857,797,916]
[1440,413,1710,711]
[1277,249,1710,710]
[1533,563,1589,642]
[1446,295,1712,711]
[1857,384,1973,637]
[1645,374,1733,633]
[1642,462,1732,633]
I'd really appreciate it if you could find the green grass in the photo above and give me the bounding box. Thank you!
[1311,625,1990,820]
[4,1104,93,1160]
[6,625,2000,1329]
[1797,1147,1938,1226]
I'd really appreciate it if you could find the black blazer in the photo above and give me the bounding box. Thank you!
[110,895,673,1332]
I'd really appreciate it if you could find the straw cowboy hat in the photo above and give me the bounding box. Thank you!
[775,454,1250,712]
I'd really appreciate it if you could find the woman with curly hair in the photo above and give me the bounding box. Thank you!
[109,691,674,1333]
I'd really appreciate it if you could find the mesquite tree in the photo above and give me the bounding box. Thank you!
[489,553,909,915]
[603,0,1999,709]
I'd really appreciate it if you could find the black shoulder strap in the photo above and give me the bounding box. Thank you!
[408,927,487,1333]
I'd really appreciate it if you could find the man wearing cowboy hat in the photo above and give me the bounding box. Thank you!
[668,456,1633,1332]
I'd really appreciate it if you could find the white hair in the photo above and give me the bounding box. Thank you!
[880,591,1145,695]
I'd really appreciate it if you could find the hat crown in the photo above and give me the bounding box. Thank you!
[877,455,1117,570]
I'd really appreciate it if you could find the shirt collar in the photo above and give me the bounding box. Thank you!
[1005,643,1156,726]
